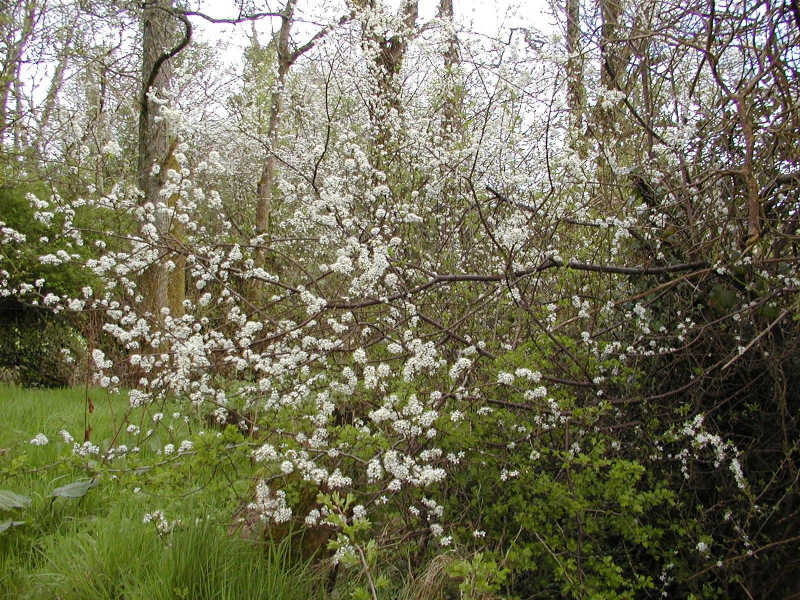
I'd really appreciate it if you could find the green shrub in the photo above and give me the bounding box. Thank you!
[0,298,85,387]
[0,185,95,297]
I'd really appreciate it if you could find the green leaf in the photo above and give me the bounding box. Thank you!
[51,479,95,499]
[0,489,31,510]
[350,585,370,600]
[0,519,25,533]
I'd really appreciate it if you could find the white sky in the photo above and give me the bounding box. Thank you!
[192,0,556,69]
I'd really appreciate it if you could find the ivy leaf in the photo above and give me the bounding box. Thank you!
[0,490,31,510]
[0,519,26,533]
[50,479,95,499]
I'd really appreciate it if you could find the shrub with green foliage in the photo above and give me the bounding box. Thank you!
[0,185,96,297]
[0,298,85,387]
[0,185,97,386]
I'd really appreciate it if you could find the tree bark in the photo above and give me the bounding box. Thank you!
[354,0,419,162]
[137,0,181,317]
[599,0,623,91]
[376,0,418,111]
[0,0,38,149]
[565,0,585,152]
[36,26,74,157]
[254,0,297,260]
[594,0,625,196]
[438,0,460,141]
[253,0,346,265]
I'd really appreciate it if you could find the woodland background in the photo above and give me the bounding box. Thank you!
[1,0,800,598]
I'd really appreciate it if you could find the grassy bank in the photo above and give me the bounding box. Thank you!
[0,384,320,599]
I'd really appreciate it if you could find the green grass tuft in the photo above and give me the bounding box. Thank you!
[20,516,316,600]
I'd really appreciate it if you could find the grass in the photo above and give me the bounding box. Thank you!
[18,515,315,600]
[0,383,323,599]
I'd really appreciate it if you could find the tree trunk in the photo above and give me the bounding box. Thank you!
[438,0,461,141]
[436,0,465,218]
[599,0,623,91]
[137,0,176,318]
[13,59,25,150]
[85,51,109,191]
[636,29,653,158]
[565,0,585,153]
[594,0,624,197]
[37,26,74,157]
[354,0,419,163]
[254,0,297,262]
[0,0,38,148]
[377,0,418,111]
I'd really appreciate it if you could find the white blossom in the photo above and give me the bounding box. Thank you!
[30,433,49,446]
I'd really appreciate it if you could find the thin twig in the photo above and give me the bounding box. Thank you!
[721,309,789,370]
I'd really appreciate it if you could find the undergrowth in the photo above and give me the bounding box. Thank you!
[0,384,322,599]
